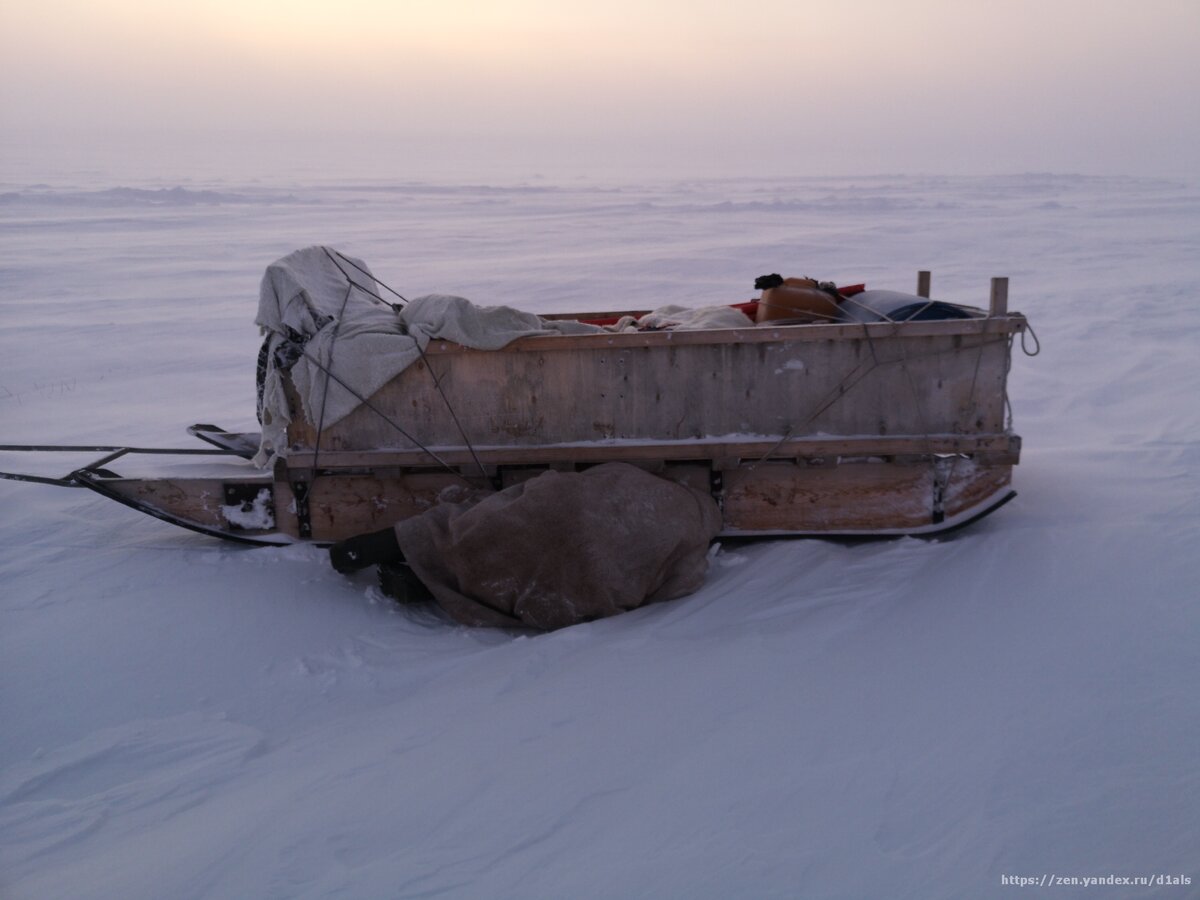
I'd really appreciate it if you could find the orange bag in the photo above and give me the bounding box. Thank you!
[754,274,842,324]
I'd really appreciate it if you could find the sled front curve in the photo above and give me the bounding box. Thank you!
[74,468,292,546]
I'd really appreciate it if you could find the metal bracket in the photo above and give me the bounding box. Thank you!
[931,457,953,524]
[709,468,725,512]
[292,479,312,539]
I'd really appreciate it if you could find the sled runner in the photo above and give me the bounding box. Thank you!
[0,249,1033,545]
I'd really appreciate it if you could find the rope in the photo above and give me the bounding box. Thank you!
[747,360,886,465]
[332,249,410,306]
[309,282,353,445]
[868,316,955,522]
[407,340,492,485]
[1003,334,1015,432]
[754,293,942,325]
[753,300,845,324]
[1021,320,1041,356]
[290,248,493,487]
[321,247,396,310]
[920,319,993,514]
[293,279,356,518]
[754,290,1004,522]
[747,327,1008,507]
[324,250,412,309]
[323,248,489,485]
[298,348,458,473]
[839,293,899,323]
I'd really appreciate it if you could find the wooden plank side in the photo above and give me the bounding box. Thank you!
[283,433,1021,470]
[421,314,1026,353]
[720,458,1012,533]
[942,459,1013,518]
[101,477,273,532]
[297,329,1014,453]
[273,471,473,542]
[721,462,935,532]
[101,458,1013,541]
[270,459,1013,539]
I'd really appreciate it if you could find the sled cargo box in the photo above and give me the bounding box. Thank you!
[260,274,1026,542]
[1,256,1030,546]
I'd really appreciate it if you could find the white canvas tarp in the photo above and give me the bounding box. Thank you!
[253,246,602,465]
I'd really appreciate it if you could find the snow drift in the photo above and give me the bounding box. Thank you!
[2,173,1198,899]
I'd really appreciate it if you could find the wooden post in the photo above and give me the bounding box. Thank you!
[989,277,1009,317]
[917,270,931,298]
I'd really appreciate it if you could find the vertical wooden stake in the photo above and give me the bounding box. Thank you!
[917,270,931,298]
[989,277,1009,317]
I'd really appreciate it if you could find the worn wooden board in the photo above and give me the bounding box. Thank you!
[283,433,1021,471]
[720,458,1012,533]
[96,477,274,534]
[272,471,473,542]
[87,454,1012,541]
[289,318,1024,454]
[722,462,935,532]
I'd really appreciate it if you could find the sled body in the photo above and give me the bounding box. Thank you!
[3,274,1027,544]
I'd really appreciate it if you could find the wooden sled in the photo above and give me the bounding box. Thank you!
[1,273,1028,546]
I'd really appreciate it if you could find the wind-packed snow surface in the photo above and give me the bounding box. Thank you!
[1,174,1198,899]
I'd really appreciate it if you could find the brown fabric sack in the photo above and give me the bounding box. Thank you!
[393,462,722,630]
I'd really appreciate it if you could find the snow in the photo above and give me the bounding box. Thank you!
[220,489,276,532]
[2,173,1198,899]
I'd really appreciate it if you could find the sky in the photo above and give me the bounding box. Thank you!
[2,0,1198,180]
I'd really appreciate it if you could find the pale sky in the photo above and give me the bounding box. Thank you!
[2,0,1197,179]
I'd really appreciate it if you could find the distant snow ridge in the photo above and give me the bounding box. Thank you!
[0,186,298,207]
